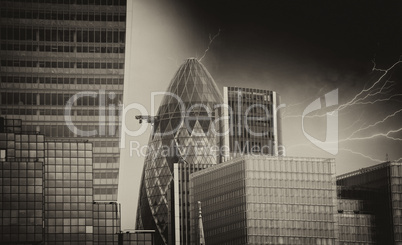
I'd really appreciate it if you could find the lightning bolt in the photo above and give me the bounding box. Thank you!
[282,85,329,118]
[338,59,401,111]
[339,148,383,162]
[340,110,366,132]
[340,128,402,142]
[352,93,402,106]
[283,59,402,120]
[284,58,402,164]
[347,108,402,139]
[199,29,221,62]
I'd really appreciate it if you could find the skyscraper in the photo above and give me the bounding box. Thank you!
[223,87,283,157]
[135,58,224,244]
[0,0,126,201]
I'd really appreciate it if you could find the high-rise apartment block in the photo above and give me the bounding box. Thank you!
[190,156,339,245]
[0,0,126,201]
[223,87,283,157]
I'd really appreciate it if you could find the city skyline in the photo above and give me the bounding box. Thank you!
[121,0,402,229]
[0,0,401,236]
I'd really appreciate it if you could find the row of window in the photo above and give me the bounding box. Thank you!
[1,109,120,118]
[46,195,92,203]
[7,123,116,138]
[1,76,123,84]
[1,43,125,53]
[2,183,42,192]
[1,92,122,106]
[0,161,42,170]
[248,218,335,231]
[0,209,42,220]
[1,28,125,43]
[1,194,42,203]
[46,173,92,180]
[247,236,334,245]
[1,234,42,243]
[1,179,42,188]
[46,212,92,221]
[46,158,92,166]
[94,193,117,201]
[47,165,92,173]
[46,188,93,196]
[45,182,92,190]
[10,0,126,5]
[93,172,118,179]
[93,188,116,195]
[1,10,126,22]
[1,60,124,69]
[93,162,119,170]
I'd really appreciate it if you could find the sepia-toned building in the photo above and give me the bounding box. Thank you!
[0,118,45,244]
[44,140,94,244]
[337,160,402,244]
[135,58,224,244]
[223,87,283,157]
[336,199,376,244]
[0,0,126,202]
[0,117,141,245]
[190,155,339,245]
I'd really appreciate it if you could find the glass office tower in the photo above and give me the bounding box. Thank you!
[0,117,128,244]
[337,160,402,244]
[223,87,283,157]
[0,0,126,201]
[190,156,339,245]
[336,199,376,244]
[135,58,224,244]
[44,140,94,244]
[93,202,121,244]
[0,118,45,244]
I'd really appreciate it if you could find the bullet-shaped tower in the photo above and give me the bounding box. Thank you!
[135,58,223,244]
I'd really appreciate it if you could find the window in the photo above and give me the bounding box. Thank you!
[0,149,6,161]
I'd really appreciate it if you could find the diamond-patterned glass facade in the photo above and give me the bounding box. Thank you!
[135,58,223,244]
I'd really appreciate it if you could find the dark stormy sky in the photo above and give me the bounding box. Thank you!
[119,0,402,229]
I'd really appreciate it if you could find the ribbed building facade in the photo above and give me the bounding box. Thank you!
[337,161,402,244]
[336,199,376,244]
[223,87,283,157]
[189,156,339,245]
[0,0,126,202]
[135,58,224,244]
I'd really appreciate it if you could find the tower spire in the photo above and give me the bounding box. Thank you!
[198,201,206,245]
